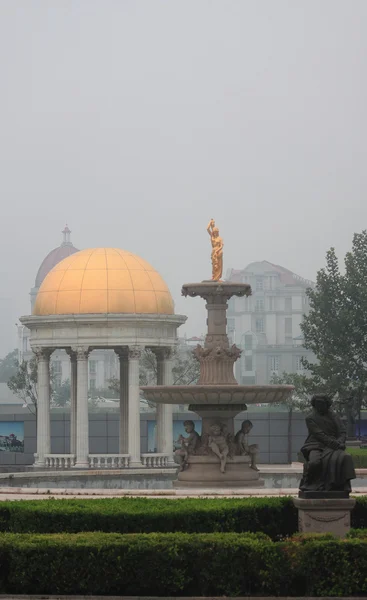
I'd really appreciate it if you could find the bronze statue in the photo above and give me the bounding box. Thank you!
[234,420,259,471]
[207,219,224,281]
[300,394,356,494]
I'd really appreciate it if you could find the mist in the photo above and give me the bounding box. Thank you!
[0,0,366,356]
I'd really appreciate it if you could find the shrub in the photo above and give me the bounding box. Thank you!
[347,446,367,468]
[0,532,367,596]
[0,496,298,539]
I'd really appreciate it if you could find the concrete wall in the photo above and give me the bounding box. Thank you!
[0,410,308,467]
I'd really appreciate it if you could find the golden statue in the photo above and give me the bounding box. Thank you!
[207,219,224,281]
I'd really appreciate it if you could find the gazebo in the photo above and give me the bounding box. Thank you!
[20,247,186,469]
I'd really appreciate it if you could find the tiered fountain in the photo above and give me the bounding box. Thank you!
[142,220,293,488]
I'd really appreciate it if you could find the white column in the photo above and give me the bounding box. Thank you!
[155,348,174,465]
[67,350,77,457]
[115,348,129,454]
[128,346,142,467]
[33,347,53,468]
[74,346,90,468]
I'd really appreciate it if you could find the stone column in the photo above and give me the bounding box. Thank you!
[74,346,90,468]
[115,348,129,454]
[155,348,175,465]
[33,347,53,468]
[66,349,77,457]
[128,346,142,467]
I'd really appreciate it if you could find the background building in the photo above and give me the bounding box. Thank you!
[227,261,315,384]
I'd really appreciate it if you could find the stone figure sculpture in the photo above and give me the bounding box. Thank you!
[208,423,229,473]
[207,218,224,281]
[299,394,356,494]
[234,420,259,471]
[174,420,201,472]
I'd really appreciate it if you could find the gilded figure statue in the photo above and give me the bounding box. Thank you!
[207,219,224,281]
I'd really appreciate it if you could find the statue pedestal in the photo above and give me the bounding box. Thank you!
[293,497,356,538]
[174,455,264,488]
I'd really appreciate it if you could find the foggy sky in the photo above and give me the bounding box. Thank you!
[1,0,367,356]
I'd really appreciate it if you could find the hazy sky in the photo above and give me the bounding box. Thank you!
[1,0,367,356]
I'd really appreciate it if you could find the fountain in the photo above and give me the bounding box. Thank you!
[142,220,294,488]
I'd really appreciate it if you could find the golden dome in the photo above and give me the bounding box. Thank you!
[33,248,174,316]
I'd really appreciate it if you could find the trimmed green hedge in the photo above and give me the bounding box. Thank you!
[347,446,367,468]
[0,496,299,539]
[1,496,367,537]
[1,531,367,596]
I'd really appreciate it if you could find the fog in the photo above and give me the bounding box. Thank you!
[0,0,366,356]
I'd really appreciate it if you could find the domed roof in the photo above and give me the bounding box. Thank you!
[33,247,174,316]
[35,226,79,288]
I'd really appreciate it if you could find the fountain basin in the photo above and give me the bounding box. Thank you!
[141,384,294,406]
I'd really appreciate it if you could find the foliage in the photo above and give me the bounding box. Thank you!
[0,497,298,538]
[270,372,313,411]
[7,358,38,414]
[301,232,367,422]
[1,531,367,595]
[53,379,71,407]
[0,349,18,383]
[346,447,367,468]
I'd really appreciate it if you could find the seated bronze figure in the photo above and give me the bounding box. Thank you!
[300,394,356,494]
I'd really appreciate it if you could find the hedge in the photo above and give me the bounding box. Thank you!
[0,496,299,538]
[347,446,367,468]
[1,496,367,537]
[1,531,367,596]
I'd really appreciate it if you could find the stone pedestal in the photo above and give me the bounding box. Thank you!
[174,455,264,488]
[293,497,356,538]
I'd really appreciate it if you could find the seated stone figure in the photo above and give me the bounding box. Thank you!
[174,420,201,472]
[234,420,259,471]
[300,394,356,493]
[208,423,229,473]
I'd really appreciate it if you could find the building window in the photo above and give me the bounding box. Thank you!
[255,318,264,333]
[227,318,235,332]
[296,356,305,371]
[245,355,253,372]
[285,297,292,312]
[89,378,96,390]
[256,278,263,291]
[269,356,279,372]
[255,299,264,311]
[244,334,253,350]
[285,317,292,336]
[89,360,97,375]
[53,360,62,388]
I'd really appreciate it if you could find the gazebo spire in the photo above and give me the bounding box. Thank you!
[62,224,72,246]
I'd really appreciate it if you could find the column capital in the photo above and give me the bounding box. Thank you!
[153,347,175,361]
[128,345,142,360]
[71,346,90,361]
[32,347,53,361]
[65,348,77,361]
[114,347,129,360]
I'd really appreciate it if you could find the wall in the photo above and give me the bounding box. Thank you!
[0,409,308,468]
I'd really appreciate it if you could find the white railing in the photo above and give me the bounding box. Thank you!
[141,453,170,468]
[45,454,76,469]
[89,454,130,469]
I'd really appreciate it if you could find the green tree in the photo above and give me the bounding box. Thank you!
[270,372,314,412]
[53,379,71,407]
[0,349,18,383]
[7,358,38,415]
[301,231,367,433]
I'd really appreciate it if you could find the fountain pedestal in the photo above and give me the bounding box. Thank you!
[142,281,294,489]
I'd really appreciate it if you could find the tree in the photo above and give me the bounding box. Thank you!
[270,372,314,412]
[7,357,38,415]
[0,349,18,383]
[53,379,71,407]
[301,231,367,434]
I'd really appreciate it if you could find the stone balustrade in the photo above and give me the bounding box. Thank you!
[45,454,76,469]
[141,453,170,468]
[89,454,130,469]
